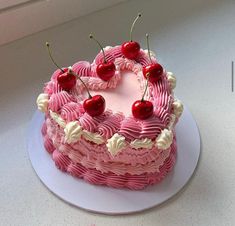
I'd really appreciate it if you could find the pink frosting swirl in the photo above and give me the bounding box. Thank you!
[60,102,83,122]
[79,110,112,132]
[41,122,47,136]
[119,117,142,141]
[140,115,165,139]
[44,81,62,96]
[94,46,123,65]
[79,113,100,132]
[72,61,92,77]
[43,135,55,154]
[48,143,176,190]
[52,149,71,172]
[97,112,124,139]
[48,91,74,112]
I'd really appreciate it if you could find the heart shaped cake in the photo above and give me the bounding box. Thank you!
[36,44,183,190]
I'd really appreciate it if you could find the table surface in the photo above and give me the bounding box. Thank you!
[0,0,234,225]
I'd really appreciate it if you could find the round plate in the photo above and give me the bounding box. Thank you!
[27,106,200,214]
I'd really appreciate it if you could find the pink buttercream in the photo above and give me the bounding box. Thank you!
[97,112,124,139]
[45,117,174,167]
[94,46,123,65]
[119,117,142,141]
[44,80,62,96]
[41,122,47,136]
[72,61,92,77]
[43,135,55,154]
[60,102,83,122]
[52,150,70,172]
[47,141,176,190]
[79,111,112,132]
[48,91,75,112]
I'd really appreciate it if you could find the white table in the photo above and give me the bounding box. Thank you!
[0,0,234,225]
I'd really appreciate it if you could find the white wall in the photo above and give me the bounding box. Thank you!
[0,0,127,46]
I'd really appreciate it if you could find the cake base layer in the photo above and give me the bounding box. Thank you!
[42,132,177,190]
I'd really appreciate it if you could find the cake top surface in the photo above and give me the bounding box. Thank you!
[37,44,183,155]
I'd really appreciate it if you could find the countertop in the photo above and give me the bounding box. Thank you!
[0,0,235,225]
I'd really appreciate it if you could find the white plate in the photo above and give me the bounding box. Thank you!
[27,106,200,215]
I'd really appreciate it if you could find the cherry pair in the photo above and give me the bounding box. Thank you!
[46,43,105,117]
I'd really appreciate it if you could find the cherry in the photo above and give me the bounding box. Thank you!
[122,41,140,60]
[132,100,153,120]
[57,68,76,91]
[132,72,153,120]
[142,34,163,83]
[83,95,106,117]
[69,69,106,117]
[143,63,163,83]
[89,34,115,81]
[46,42,76,91]
[96,61,116,81]
[121,13,141,59]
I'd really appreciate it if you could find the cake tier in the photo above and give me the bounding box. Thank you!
[43,116,176,176]
[42,123,177,190]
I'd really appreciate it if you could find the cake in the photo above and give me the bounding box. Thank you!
[36,15,183,190]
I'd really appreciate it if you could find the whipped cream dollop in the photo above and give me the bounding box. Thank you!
[168,114,176,130]
[130,138,153,149]
[172,99,184,118]
[49,110,66,128]
[155,129,173,150]
[37,93,49,112]
[64,121,82,144]
[82,130,105,144]
[106,133,126,156]
[167,72,176,90]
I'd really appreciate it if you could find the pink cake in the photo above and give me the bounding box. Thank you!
[36,45,183,190]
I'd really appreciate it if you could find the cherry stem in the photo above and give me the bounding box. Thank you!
[69,68,92,99]
[130,13,141,42]
[46,42,65,73]
[141,72,150,102]
[89,34,107,63]
[146,34,153,64]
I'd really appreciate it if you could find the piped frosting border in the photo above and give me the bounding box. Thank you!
[37,46,183,156]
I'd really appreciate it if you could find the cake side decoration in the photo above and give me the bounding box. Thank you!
[49,110,66,128]
[64,121,82,144]
[156,129,173,150]
[130,138,153,149]
[172,99,184,118]
[36,93,49,112]
[82,130,105,144]
[106,133,126,156]
[167,72,176,90]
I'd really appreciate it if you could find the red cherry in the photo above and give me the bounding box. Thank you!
[121,13,142,59]
[143,63,163,83]
[57,68,76,91]
[132,100,153,120]
[121,41,140,59]
[96,62,116,81]
[83,95,106,117]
